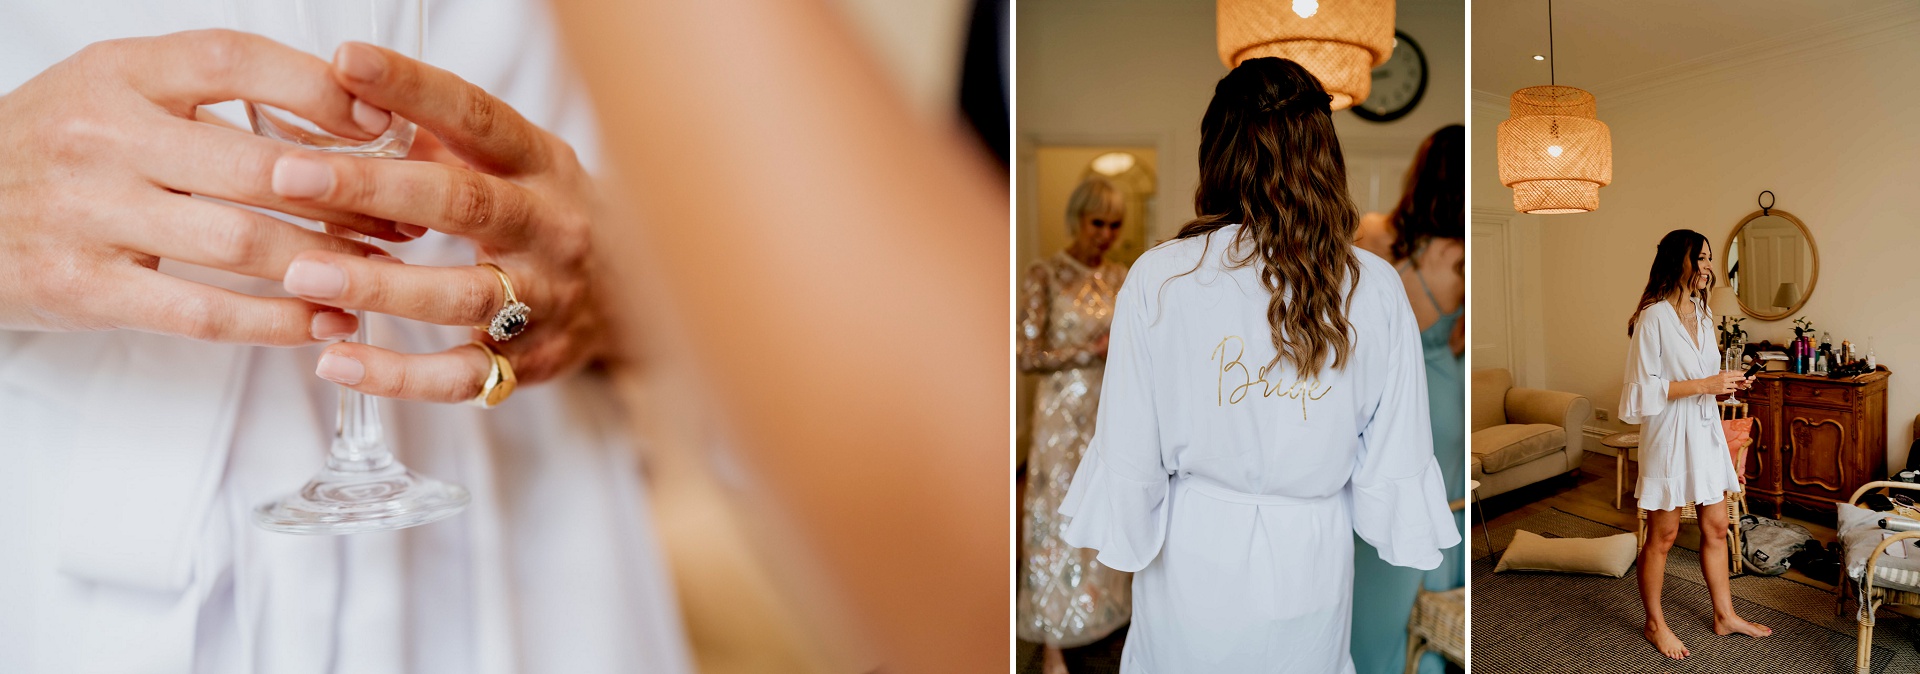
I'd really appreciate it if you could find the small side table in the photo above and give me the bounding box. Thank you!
[1602,432,1641,510]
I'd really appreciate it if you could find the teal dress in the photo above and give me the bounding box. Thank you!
[1349,264,1465,674]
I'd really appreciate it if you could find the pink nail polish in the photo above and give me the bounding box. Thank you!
[272,155,332,199]
[351,99,392,136]
[316,352,365,384]
[310,311,357,340]
[285,259,347,299]
[397,223,429,239]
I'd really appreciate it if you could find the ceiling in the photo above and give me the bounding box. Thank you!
[1473,0,1910,99]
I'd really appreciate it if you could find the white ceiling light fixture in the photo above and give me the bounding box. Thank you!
[1091,152,1137,177]
[1496,0,1613,214]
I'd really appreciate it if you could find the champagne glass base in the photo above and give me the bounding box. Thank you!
[254,464,470,535]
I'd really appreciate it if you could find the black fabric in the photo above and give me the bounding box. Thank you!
[957,0,1008,169]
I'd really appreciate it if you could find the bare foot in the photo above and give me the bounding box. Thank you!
[1645,623,1689,659]
[1714,614,1772,638]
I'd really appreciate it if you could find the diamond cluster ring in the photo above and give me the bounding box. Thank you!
[478,262,530,341]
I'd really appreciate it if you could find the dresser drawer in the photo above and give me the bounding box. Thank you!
[1785,381,1854,408]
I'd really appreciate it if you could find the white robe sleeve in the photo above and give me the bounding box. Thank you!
[1058,275,1171,573]
[1349,289,1462,570]
[1619,311,1669,424]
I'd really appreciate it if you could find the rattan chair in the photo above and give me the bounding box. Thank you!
[1838,481,1920,674]
[1633,401,1751,575]
[1404,499,1466,673]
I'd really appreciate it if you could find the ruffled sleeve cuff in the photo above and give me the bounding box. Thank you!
[1057,449,1171,573]
[1618,379,1668,425]
[1351,457,1462,571]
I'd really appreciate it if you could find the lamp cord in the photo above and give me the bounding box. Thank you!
[1548,0,1556,85]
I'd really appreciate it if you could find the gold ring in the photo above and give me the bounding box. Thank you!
[469,341,517,407]
[478,262,531,341]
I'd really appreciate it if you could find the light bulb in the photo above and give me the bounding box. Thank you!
[1547,145,1564,157]
[1091,152,1136,176]
[1292,0,1317,19]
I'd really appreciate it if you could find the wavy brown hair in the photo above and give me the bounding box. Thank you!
[1390,125,1464,262]
[1627,229,1714,336]
[1170,57,1359,377]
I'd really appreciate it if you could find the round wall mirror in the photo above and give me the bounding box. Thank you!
[1723,208,1816,321]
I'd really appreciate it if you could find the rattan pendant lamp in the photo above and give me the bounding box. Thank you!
[1216,0,1395,111]
[1496,0,1612,214]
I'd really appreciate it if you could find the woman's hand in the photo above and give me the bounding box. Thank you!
[1691,370,1749,396]
[273,42,604,402]
[0,30,415,344]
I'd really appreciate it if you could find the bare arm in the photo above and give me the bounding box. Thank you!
[546,2,1005,673]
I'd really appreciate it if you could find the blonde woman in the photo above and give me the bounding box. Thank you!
[1017,176,1131,673]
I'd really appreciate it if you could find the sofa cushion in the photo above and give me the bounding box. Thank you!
[1471,423,1567,474]
[1471,369,1512,432]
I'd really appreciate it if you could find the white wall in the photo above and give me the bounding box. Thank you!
[1475,12,1920,470]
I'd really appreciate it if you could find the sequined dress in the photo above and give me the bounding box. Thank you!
[1017,251,1131,647]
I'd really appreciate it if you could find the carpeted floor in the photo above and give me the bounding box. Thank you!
[1472,507,1920,673]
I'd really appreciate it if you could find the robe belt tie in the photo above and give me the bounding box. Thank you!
[1177,473,1340,506]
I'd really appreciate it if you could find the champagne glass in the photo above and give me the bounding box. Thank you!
[232,0,469,533]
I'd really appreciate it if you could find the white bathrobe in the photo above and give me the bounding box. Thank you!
[0,2,694,672]
[1620,298,1742,512]
[1059,226,1460,674]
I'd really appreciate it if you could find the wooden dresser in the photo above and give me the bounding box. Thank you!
[1742,370,1890,514]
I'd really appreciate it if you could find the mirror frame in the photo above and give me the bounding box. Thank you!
[1722,208,1817,321]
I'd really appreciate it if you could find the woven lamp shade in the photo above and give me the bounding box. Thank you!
[1496,85,1613,214]
[1217,0,1395,111]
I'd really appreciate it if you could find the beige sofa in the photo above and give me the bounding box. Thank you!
[1471,368,1593,500]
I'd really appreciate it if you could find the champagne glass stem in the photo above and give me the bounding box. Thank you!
[327,229,391,473]
[330,308,393,472]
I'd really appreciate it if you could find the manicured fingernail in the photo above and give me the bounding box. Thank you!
[310,311,356,340]
[272,155,332,198]
[370,253,403,263]
[351,99,391,136]
[336,43,385,83]
[284,259,346,299]
[316,352,364,384]
[396,223,428,238]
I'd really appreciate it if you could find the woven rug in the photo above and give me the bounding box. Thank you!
[1471,508,1920,673]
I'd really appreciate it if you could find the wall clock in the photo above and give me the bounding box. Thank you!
[1352,30,1427,123]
